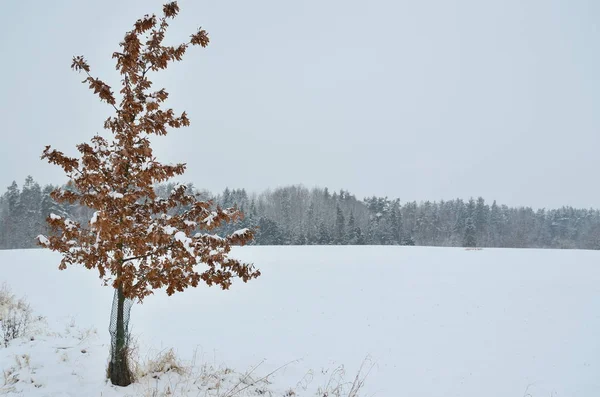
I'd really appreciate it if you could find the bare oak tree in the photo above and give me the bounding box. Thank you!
[37,2,260,386]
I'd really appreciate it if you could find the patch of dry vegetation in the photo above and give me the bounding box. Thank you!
[0,284,33,348]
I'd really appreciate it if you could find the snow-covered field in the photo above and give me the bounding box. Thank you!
[1,246,600,396]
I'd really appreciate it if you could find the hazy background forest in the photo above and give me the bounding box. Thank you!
[1,176,599,250]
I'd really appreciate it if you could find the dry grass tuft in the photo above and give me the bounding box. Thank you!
[140,348,188,379]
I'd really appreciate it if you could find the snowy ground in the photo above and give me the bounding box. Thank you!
[1,246,600,396]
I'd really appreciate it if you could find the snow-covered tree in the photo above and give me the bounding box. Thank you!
[464,217,477,248]
[36,2,259,386]
[474,197,489,244]
[346,212,357,244]
[20,176,43,246]
[257,217,284,245]
[334,205,346,244]
[3,182,22,248]
[318,220,332,245]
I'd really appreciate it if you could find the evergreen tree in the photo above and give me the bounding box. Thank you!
[416,201,436,245]
[38,185,68,235]
[346,212,357,244]
[388,201,403,245]
[221,187,232,208]
[243,199,259,245]
[355,225,366,245]
[474,197,489,246]
[318,221,331,245]
[403,234,416,246]
[0,193,7,249]
[3,181,22,248]
[257,217,283,245]
[305,202,318,244]
[453,199,467,245]
[464,217,477,247]
[334,205,346,244]
[489,200,501,246]
[20,176,43,246]
[292,231,307,245]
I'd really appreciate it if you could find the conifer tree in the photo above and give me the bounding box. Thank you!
[305,202,318,244]
[388,202,402,245]
[318,220,331,245]
[20,176,43,245]
[489,200,501,246]
[474,197,488,243]
[334,205,346,244]
[346,212,357,244]
[464,217,477,248]
[4,182,21,248]
[257,217,283,244]
[36,2,259,386]
[355,226,366,245]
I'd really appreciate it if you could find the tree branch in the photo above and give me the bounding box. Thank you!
[122,241,176,263]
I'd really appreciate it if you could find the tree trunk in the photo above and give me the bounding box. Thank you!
[108,284,133,386]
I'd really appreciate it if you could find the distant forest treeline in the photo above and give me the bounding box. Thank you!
[1,176,599,250]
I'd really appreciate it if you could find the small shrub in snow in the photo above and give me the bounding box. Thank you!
[0,284,32,348]
[0,284,12,308]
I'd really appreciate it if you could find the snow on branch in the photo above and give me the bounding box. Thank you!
[36,235,50,246]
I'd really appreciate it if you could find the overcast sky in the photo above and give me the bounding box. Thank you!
[1,0,599,209]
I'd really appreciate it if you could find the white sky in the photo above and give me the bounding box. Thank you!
[1,0,599,208]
